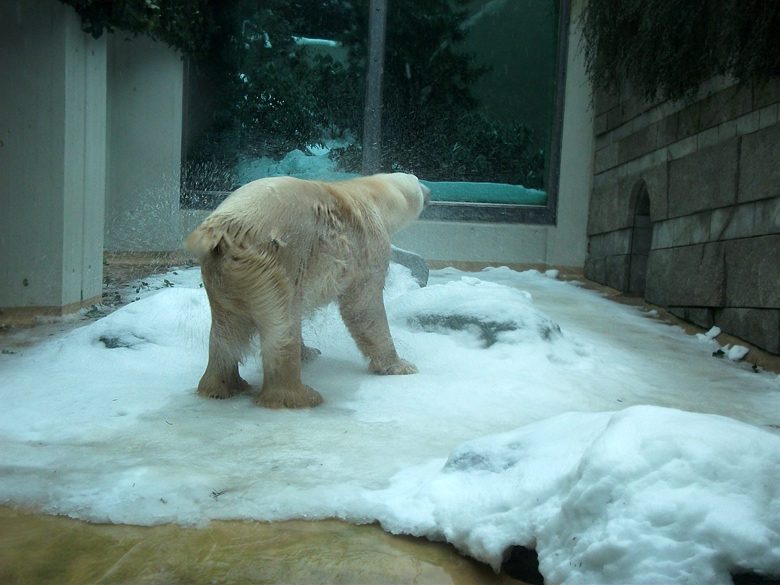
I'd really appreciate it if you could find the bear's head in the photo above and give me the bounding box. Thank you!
[368,173,430,234]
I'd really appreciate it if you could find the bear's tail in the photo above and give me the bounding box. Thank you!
[186,225,222,257]
[186,215,240,258]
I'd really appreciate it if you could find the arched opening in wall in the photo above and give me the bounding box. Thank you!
[628,181,652,295]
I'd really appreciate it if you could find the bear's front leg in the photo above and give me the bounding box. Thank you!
[254,314,324,409]
[339,278,418,376]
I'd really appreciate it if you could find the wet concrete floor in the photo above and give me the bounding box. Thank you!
[0,507,521,584]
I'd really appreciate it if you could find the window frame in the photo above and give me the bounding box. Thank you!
[180,0,571,224]
[417,0,571,225]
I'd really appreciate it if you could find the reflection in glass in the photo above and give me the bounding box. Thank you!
[182,0,561,211]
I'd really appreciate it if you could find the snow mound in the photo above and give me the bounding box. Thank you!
[372,405,780,584]
[388,277,563,348]
[236,145,357,185]
[79,287,211,351]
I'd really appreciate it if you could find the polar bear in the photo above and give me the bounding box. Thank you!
[186,173,430,408]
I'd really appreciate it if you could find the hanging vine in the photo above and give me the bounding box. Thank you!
[57,0,214,56]
[580,0,780,103]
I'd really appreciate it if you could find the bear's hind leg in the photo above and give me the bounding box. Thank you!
[255,326,324,408]
[197,309,253,400]
[251,295,324,409]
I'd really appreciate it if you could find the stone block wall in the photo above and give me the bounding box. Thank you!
[585,76,780,354]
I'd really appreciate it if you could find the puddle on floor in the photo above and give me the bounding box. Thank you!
[0,507,522,584]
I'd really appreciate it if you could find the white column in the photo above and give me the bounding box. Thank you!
[0,0,106,323]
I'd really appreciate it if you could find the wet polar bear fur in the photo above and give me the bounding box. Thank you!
[186,173,430,408]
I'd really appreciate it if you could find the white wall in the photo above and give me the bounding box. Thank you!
[104,35,184,252]
[543,0,595,268]
[0,0,106,316]
[392,0,594,268]
[0,1,185,322]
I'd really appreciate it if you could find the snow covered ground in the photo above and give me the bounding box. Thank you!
[1,264,779,584]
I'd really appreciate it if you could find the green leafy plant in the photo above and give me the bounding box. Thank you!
[581,0,780,103]
[58,0,213,56]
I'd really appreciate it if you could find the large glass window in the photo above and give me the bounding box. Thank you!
[181,0,568,223]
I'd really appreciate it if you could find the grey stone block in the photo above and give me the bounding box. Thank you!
[752,77,780,111]
[672,213,714,247]
[696,242,727,306]
[617,123,658,165]
[739,123,780,203]
[697,126,720,150]
[736,111,761,136]
[726,203,755,240]
[667,306,685,320]
[590,229,633,258]
[622,94,654,121]
[628,253,648,294]
[595,132,612,151]
[631,223,653,255]
[672,216,693,247]
[656,113,679,148]
[710,207,733,241]
[754,197,780,236]
[718,119,738,142]
[715,308,780,355]
[584,255,606,285]
[724,235,780,308]
[668,306,715,329]
[645,248,675,307]
[612,117,638,142]
[710,203,756,241]
[690,211,711,245]
[594,113,608,137]
[645,243,725,308]
[606,105,624,133]
[605,254,631,292]
[652,219,673,250]
[595,88,621,116]
[698,85,753,130]
[588,183,616,235]
[592,169,611,191]
[588,233,606,258]
[667,136,697,161]
[604,229,632,256]
[625,147,667,178]
[758,104,779,130]
[641,164,669,221]
[594,143,618,174]
[668,138,738,218]
[676,103,700,140]
[588,230,632,257]
[588,181,634,235]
